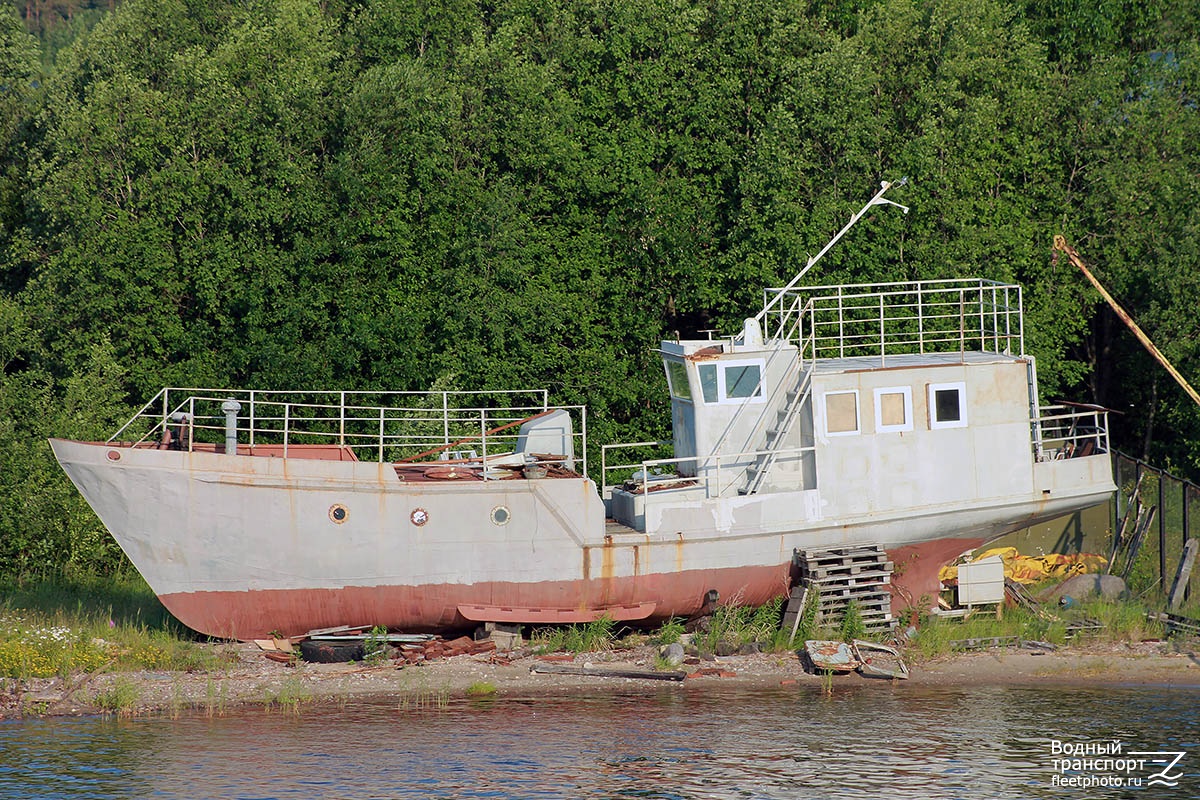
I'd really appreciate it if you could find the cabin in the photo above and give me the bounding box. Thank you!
[607,279,1110,542]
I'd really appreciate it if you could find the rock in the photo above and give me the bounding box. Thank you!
[715,640,738,657]
[659,643,685,667]
[738,642,762,655]
[1046,574,1128,602]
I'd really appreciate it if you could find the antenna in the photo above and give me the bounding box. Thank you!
[755,178,909,325]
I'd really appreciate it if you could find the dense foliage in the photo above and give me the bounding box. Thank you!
[2,0,1198,578]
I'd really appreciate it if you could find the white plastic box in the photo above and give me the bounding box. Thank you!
[957,555,1005,606]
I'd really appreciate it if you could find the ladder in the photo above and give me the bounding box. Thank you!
[742,365,813,495]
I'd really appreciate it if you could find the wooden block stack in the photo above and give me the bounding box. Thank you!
[794,546,894,631]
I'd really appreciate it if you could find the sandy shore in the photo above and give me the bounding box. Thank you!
[4,638,1199,719]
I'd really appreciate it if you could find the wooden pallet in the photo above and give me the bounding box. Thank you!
[1148,611,1200,638]
[788,546,894,631]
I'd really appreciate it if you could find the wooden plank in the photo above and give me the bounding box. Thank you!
[1120,505,1156,582]
[1169,538,1199,610]
[804,570,893,586]
[530,663,686,681]
[786,584,809,645]
[802,563,894,579]
[799,554,886,569]
[823,588,890,597]
[950,636,1019,651]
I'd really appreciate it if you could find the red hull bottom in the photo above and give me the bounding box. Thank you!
[887,537,985,620]
[160,539,982,640]
[159,563,793,640]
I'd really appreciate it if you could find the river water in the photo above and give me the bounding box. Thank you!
[2,683,1197,799]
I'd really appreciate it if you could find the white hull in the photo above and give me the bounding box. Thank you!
[50,438,1113,638]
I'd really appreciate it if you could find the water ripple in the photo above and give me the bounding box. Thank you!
[1,684,1196,799]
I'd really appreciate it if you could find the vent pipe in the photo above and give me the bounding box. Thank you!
[221,399,242,455]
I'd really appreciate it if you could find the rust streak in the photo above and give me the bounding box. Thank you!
[600,537,615,581]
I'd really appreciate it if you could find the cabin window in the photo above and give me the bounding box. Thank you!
[698,364,719,403]
[724,364,762,400]
[929,382,968,429]
[698,360,764,405]
[874,387,913,433]
[824,391,859,436]
[665,360,691,401]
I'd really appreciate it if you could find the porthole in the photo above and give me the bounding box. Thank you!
[328,504,349,524]
[411,508,429,527]
[491,506,510,526]
[106,450,122,462]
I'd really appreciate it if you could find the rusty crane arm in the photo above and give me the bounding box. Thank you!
[1053,234,1200,409]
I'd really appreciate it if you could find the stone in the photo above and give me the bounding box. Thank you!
[659,643,685,667]
[1046,574,1128,602]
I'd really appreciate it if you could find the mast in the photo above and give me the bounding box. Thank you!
[754,178,910,326]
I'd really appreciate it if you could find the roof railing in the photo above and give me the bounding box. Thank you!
[760,278,1024,366]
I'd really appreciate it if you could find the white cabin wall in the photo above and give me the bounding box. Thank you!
[687,343,799,488]
[812,361,1035,520]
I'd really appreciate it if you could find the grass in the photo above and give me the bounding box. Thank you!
[651,618,686,645]
[530,615,617,654]
[465,681,497,697]
[528,598,800,659]
[838,599,866,643]
[652,652,681,671]
[363,625,390,666]
[93,677,140,716]
[1,571,176,630]
[695,596,793,653]
[204,678,228,717]
[903,595,1168,661]
[261,677,312,713]
[0,573,235,680]
[1071,598,1165,643]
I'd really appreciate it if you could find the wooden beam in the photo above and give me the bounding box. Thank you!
[1054,235,1200,409]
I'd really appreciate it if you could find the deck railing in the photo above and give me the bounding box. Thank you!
[601,440,814,501]
[760,278,1024,366]
[110,387,587,473]
[1034,404,1109,462]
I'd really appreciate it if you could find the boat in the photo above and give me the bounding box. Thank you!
[49,181,1116,639]
[802,640,859,674]
[852,639,908,680]
[802,639,908,679]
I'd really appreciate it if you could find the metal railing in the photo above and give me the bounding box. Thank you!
[760,278,1024,366]
[1034,405,1109,462]
[601,440,814,502]
[110,387,587,474]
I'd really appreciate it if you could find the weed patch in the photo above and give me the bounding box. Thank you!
[93,678,140,715]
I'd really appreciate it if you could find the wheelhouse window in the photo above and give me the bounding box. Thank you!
[824,390,860,436]
[725,364,762,399]
[698,364,719,403]
[874,387,913,433]
[928,382,968,429]
[665,360,691,401]
[698,360,764,405]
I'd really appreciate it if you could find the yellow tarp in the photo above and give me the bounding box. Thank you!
[939,546,1108,585]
